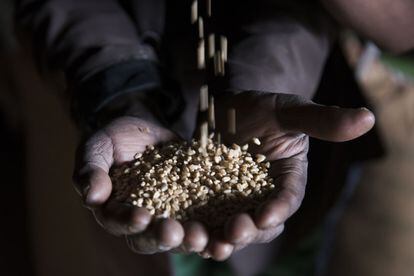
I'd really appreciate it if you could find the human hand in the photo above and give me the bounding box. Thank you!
[73,117,210,254]
[195,91,375,260]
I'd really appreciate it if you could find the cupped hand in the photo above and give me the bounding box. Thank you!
[73,117,209,254]
[198,91,375,260]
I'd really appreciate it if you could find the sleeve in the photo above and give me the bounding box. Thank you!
[15,0,166,129]
[221,0,334,99]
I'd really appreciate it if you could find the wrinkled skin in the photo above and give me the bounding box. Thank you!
[73,91,375,261]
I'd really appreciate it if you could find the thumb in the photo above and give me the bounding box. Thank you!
[73,131,114,207]
[276,95,375,142]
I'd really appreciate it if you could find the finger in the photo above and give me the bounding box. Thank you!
[93,203,152,236]
[154,218,185,251]
[232,225,285,253]
[75,167,113,207]
[253,224,285,244]
[182,221,209,253]
[73,131,114,207]
[277,95,375,142]
[255,159,307,229]
[204,239,234,261]
[126,218,185,254]
[126,229,158,254]
[225,213,258,245]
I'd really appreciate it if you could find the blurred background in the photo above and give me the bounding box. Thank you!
[1,0,414,275]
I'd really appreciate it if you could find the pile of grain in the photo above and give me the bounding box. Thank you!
[110,136,275,229]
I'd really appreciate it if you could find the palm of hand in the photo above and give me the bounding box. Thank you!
[76,117,195,254]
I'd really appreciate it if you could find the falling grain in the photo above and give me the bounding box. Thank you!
[228,108,236,134]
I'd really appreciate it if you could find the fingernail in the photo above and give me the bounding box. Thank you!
[181,244,195,253]
[198,252,211,259]
[81,184,92,206]
[128,225,143,233]
[82,185,90,198]
[158,245,172,251]
[84,190,93,206]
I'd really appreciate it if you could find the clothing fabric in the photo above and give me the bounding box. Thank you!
[16,0,332,136]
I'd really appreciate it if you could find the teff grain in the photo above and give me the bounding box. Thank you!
[110,138,275,229]
[252,137,261,146]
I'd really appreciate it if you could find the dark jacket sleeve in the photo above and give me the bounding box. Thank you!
[221,0,334,99]
[16,0,164,129]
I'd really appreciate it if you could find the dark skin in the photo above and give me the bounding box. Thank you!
[321,0,414,53]
[73,91,375,260]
